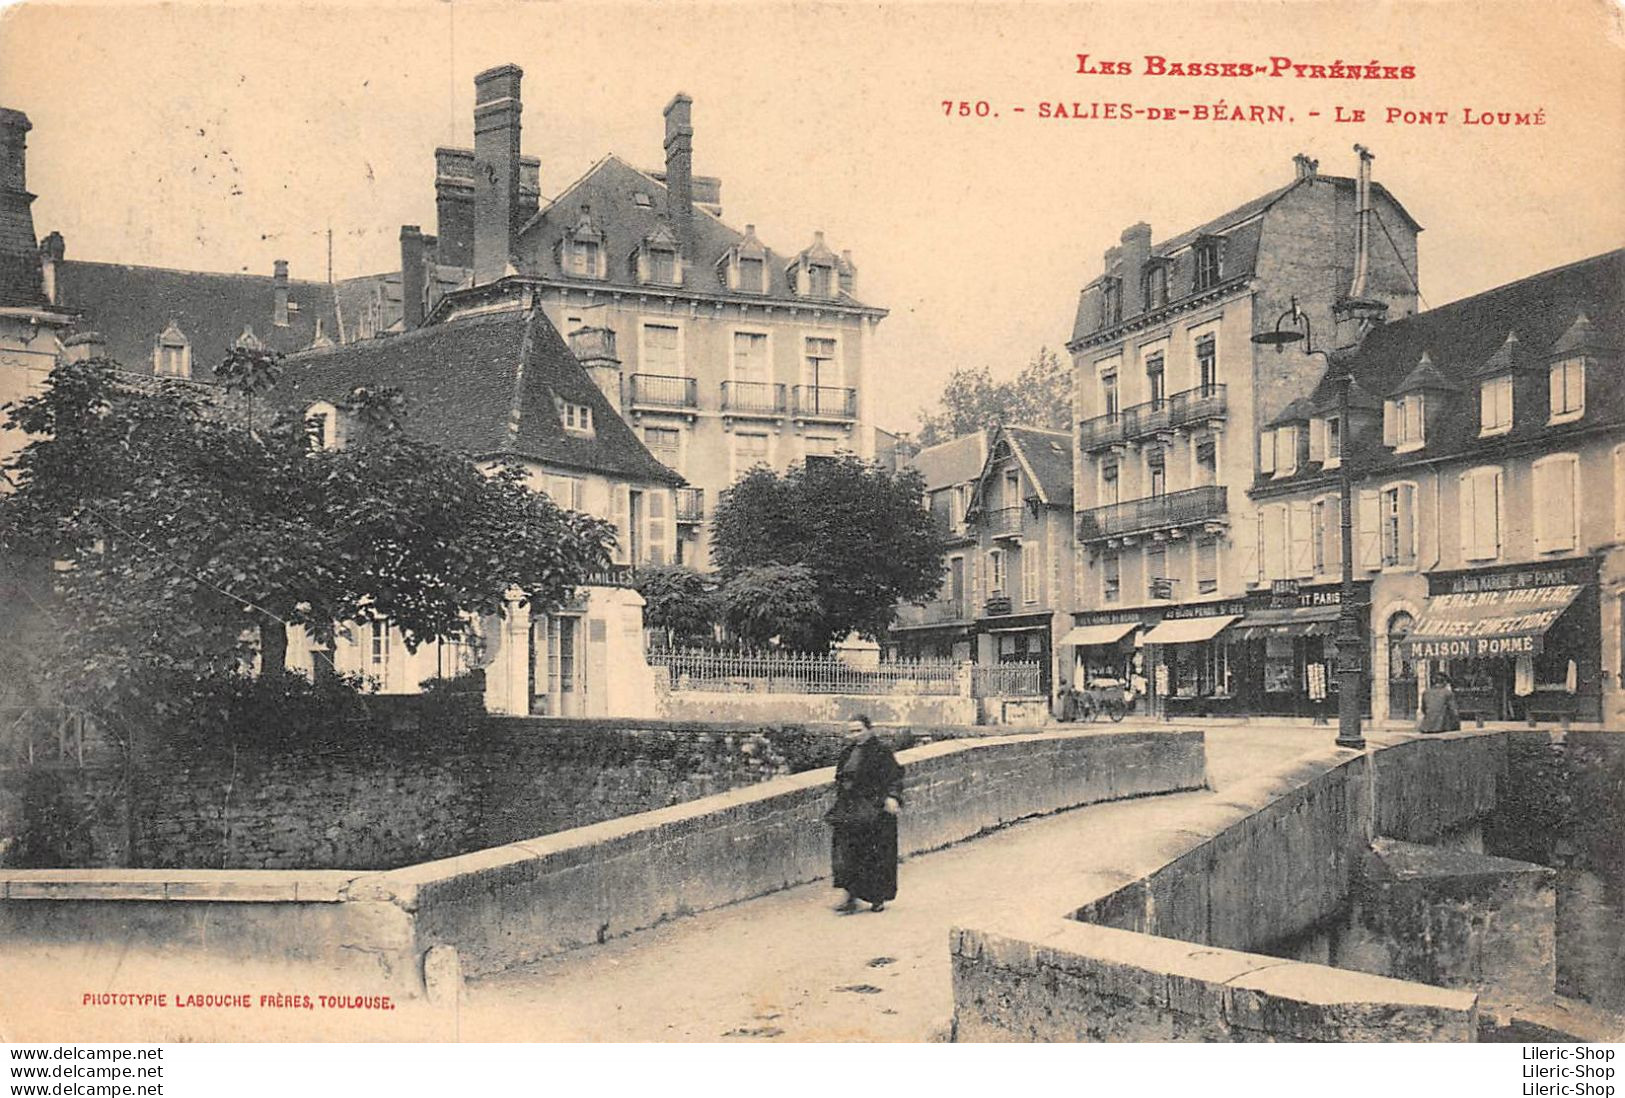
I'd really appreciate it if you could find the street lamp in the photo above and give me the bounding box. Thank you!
[1253,298,1366,750]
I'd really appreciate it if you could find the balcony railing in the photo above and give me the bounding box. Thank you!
[676,487,704,523]
[721,380,786,415]
[792,385,857,420]
[1078,412,1124,451]
[1081,385,1229,452]
[979,506,1023,538]
[628,373,698,410]
[1077,485,1228,541]
[983,594,1013,617]
[899,598,969,626]
[1169,383,1227,426]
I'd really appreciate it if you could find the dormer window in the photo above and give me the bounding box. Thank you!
[1193,238,1221,291]
[154,319,191,378]
[1384,393,1426,451]
[1099,278,1122,328]
[650,246,678,284]
[1273,425,1299,477]
[1479,375,1513,436]
[1143,262,1169,309]
[807,263,833,297]
[738,256,764,292]
[560,401,595,436]
[568,239,600,278]
[794,231,839,299]
[634,219,683,286]
[1549,357,1585,423]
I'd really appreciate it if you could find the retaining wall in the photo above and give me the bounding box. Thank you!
[658,690,978,726]
[0,727,1205,1015]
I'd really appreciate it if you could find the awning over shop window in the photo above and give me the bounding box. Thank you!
[1140,615,1239,645]
[1232,604,1343,642]
[1400,584,1584,660]
[1060,622,1139,647]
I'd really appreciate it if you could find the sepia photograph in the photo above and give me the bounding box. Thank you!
[0,0,1621,1079]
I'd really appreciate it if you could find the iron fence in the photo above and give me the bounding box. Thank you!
[971,664,1044,697]
[648,649,960,695]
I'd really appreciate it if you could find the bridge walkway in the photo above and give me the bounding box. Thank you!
[460,726,1363,1042]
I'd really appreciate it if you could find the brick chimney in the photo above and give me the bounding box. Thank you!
[663,93,694,261]
[272,259,290,326]
[0,107,44,307]
[434,147,474,269]
[399,226,426,330]
[1119,222,1152,310]
[1293,153,1319,180]
[40,230,63,305]
[569,323,623,415]
[472,64,523,287]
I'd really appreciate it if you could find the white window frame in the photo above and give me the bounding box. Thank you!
[801,332,842,391]
[1273,424,1299,478]
[736,254,765,294]
[988,548,1007,595]
[1479,375,1513,437]
[730,327,773,384]
[1324,414,1342,469]
[1021,541,1040,605]
[1095,356,1122,418]
[642,426,683,474]
[1101,550,1121,604]
[545,473,586,511]
[639,319,686,377]
[1191,327,1219,394]
[1458,465,1504,563]
[561,402,594,435]
[1379,481,1420,570]
[1532,452,1579,554]
[1394,393,1425,453]
[1549,356,1585,424]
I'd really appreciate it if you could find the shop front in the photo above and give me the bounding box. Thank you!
[1399,557,1602,724]
[1229,580,1373,720]
[976,611,1055,696]
[1140,600,1246,718]
[1061,612,1144,687]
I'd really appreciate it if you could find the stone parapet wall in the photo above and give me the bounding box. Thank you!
[0,727,1206,1022]
[659,690,978,726]
[951,922,1479,1042]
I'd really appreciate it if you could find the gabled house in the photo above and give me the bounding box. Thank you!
[963,425,1076,699]
[1248,248,1624,725]
[274,285,684,718]
[888,430,988,661]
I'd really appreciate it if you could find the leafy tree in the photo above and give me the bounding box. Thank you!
[916,346,1070,445]
[719,565,824,649]
[634,563,717,648]
[0,356,616,700]
[710,456,944,647]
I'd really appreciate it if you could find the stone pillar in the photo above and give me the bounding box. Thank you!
[482,592,531,716]
[582,585,660,718]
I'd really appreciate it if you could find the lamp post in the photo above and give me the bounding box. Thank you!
[1253,298,1366,750]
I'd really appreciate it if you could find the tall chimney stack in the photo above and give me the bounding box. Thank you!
[434,147,475,269]
[663,93,694,261]
[400,226,426,330]
[472,64,523,287]
[1349,144,1373,301]
[272,259,289,326]
[0,108,44,307]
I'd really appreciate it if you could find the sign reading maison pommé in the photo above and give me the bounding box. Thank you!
[1402,584,1585,660]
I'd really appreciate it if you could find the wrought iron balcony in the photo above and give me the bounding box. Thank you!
[979,505,1023,539]
[1121,397,1170,437]
[1079,412,1124,451]
[983,594,1013,617]
[676,487,704,523]
[895,598,970,628]
[720,380,786,416]
[792,385,857,420]
[628,373,698,410]
[1077,485,1228,542]
[1169,383,1228,427]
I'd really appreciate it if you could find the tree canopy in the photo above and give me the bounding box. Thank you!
[915,347,1070,446]
[0,354,615,701]
[710,456,944,647]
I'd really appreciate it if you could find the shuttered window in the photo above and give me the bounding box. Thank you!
[1459,467,1502,562]
[1533,453,1578,552]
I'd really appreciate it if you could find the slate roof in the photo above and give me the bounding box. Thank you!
[1072,174,1420,344]
[53,260,339,376]
[512,155,880,312]
[908,431,987,491]
[275,296,683,486]
[1265,248,1625,486]
[1003,425,1075,508]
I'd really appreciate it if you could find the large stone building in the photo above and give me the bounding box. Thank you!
[888,431,987,663]
[381,64,888,568]
[1065,151,1421,717]
[1250,249,1624,726]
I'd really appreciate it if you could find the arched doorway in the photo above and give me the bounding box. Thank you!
[1387,611,1418,721]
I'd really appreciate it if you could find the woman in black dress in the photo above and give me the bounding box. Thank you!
[825,715,904,913]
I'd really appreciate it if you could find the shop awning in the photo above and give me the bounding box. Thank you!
[1140,615,1239,645]
[1400,584,1584,660]
[1060,622,1139,647]
[1232,604,1343,642]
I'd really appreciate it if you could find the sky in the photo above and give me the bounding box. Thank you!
[1,0,1621,433]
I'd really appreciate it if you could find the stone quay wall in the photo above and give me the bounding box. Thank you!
[0,717,1010,872]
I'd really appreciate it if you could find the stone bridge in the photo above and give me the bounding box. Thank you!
[0,725,1619,1042]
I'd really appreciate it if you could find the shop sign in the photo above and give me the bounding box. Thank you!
[1401,584,1583,660]
[1074,609,1150,627]
[1165,599,1246,620]
[1430,559,1594,597]
[1261,582,1369,611]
